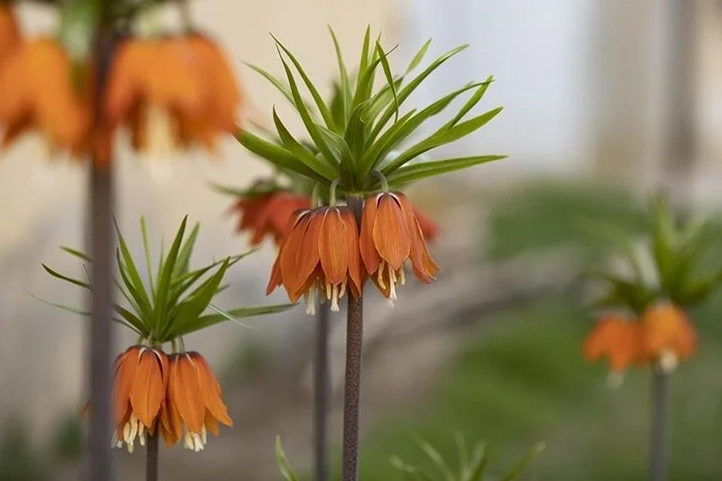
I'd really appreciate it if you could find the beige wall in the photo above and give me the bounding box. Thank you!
[0,0,399,442]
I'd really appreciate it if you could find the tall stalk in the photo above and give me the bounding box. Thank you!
[146,433,159,481]
[314,303,331,481]
[342,195,365,481]
[649,370,670,481]
[86,21,117,481]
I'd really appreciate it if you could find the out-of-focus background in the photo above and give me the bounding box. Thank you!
[2,0,722,480]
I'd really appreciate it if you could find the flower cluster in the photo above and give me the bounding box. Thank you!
[584,302,697,380]
[266,191,439,313]
[109,346,232,453]
[0,3,241,163]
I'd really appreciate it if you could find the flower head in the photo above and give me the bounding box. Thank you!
[583,314,640,374]
[0,38,90,154]
[360,192,439,301]
[110,346,169,453]
[105,32,242,159]
[639,302,696,372]
[231,191,311,246]
[0,4,21,64]
[161,352,233,451]
[267,206,363,314]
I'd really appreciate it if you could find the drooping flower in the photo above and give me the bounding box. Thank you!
[105,32,242,160]
[0,38,90,154]
[230,191,311,246]
[412,206,440,243]
[110,346,169,453]
[639,302,696,373]
[266,206,363,314]
[0,4,21,65]
[359,192,440,301]
[583,314,640,376]
[161,352,233,451]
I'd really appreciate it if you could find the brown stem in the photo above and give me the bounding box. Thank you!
[649,369,670,481]
[86,25,117,481]
[342,195,365,481]
[313,303,331,481]
[146,433,159,481]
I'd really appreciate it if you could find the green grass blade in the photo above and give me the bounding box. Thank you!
[406,38,432,73]
[275,436,300,481]
[115,221,153,318]
[414,436,456,481]
[244,62,310,110]
[60,246,91,262]
[387,155,507,186]
[173,222,200,279]
[153,216,189,330]
[445,76,494,128]
[139,217,156,296]
[376,41,399,123]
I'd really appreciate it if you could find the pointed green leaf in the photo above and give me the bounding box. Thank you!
[500,442,544,481]
[42,264,91,290]
[406,38,432,73]
[29,292,91,316]
[272,108,336,180]
[415,436,455,481]
[275,436,300,481]
[376,41,399,123]
[236,130,326,182]
[446,76,494,128]
[186,303,296,335]
[140,217,156,296]
[358,26,372,85]
[244,62,313,112]
[328,27,352,124]
[60,246,91,262]
[382,106,503,174]
[153,216,189,326]
[453,432,469,478]
[114,305,147,335]
[173,222,200,278]
[271,37,337,131]
[389,457,436,481]
[370,44,469,140]
[387,155,506,186]
[463,442,489,481]
[115,222,153,318]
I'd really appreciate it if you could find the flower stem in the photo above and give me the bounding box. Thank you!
[649,370,670,481]
[313,303,331,481]
[86,23,117,481]
[342,195,365,481]
[146,433,159,481]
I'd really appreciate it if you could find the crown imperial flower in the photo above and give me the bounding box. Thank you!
[267,205,363,314]
[639,303,696,373]
[231,190,311,246]
[360,191,439,301]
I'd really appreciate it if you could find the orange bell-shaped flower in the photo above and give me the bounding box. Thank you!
[105,32,242,159]
[360,192,439,301]
[0,38,90,154]
[110,346,170,453]
[266,206,363,314]
[583,314,640,374]
[160,352,233,451]
[639,302,697,372]
[412,206,440,243]
[231,191,311,246]
[0,3,21,65]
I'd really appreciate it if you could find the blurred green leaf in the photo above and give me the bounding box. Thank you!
[275,436,300,481]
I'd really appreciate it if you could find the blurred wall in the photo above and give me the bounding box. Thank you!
[0,0,398,443]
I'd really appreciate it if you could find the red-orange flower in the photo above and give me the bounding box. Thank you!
[266,206,363,313]
[360,192,440,301]
[105,32,242,159]
[160,352,233,451]
[0,38,90,154]
[110,346,169,453]
[231,191,311,246]
[0,4,21,65]
[413,206,440,242]
[583,314,640,374]
[639,302,696,372]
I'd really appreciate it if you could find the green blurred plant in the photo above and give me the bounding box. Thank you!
[587,194,722,314]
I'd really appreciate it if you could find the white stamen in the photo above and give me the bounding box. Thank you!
[143,105,176,184]
[330,285,340,312]
[201,426,208,445]
[339,279,348,299]
[305,288,317,315]
[606,371,625,390]
[388,263,398,301]
[377,261,387,289]
[658,349,678,374]
[399,267,406,286]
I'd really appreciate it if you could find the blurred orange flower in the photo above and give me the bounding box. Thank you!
[360,192,439,301]
[231,191,311,246]
[161,352,233,451]
[639,302,696,372]
[0,38,90,154]
[583,314,640,374]
[105,32,242,159]
[110,346,169,453]
[266,206,363,313]
[0,4,21,64]
[413,206,440,242]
